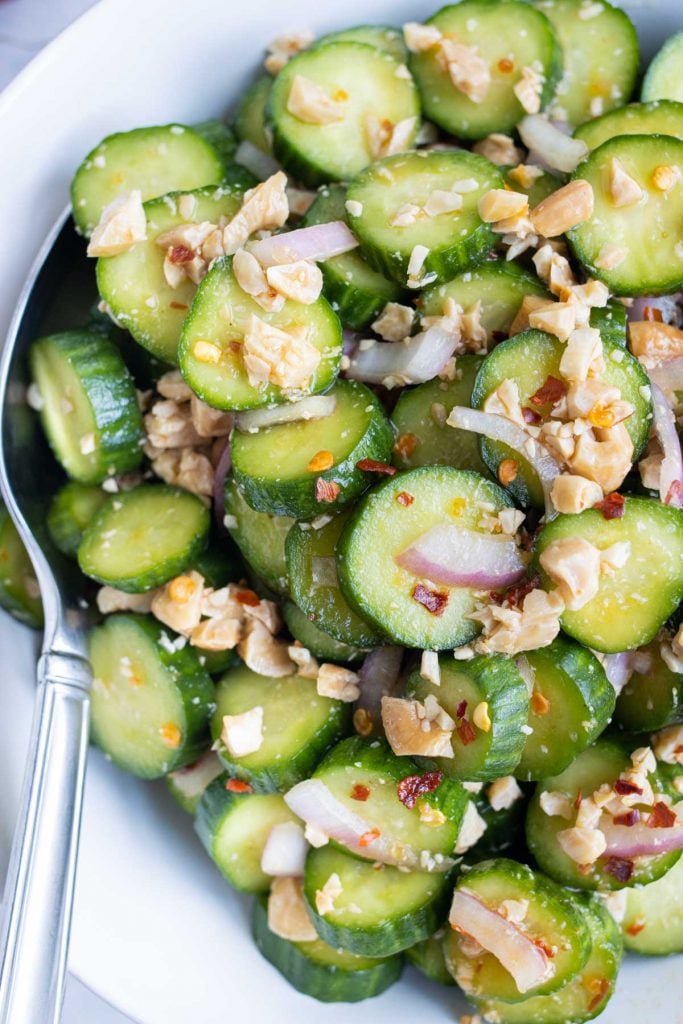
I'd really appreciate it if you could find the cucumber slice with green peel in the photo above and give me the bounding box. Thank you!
[574,100,683,150]
[166,751,224,814]
[337,466,531,650]
[223,477,291,596]
[642,31,683,103]
[536,0,638,127]
[303,844,452,957]
[251,895,402,1002]
[443,858,592,1002]
[231,380,393,520]
[615,640,683,733]
[192,539,243,590]
[89,613,215,778]
[534,498,683,653]
[71,124,225,236]
[405,933,455,986]
[30,331,144,485]
[286,510,384,649]
[419,261,548,346]
[0,505,42,629]
[471,329,652,508]
[282,601,365,663]
[47,482,107,558]
[474,894,622,1022]
[78,485,210,593]
[192,119,236,166]
[407,655,530,781]
[409,0,562,140]
[195,779,300,892]
[390,357,489,475]
[472,789,528,861]
[96,185,243,365]
[269,42,420,187]
[178,255,342,411]
[526,739,682,891]
[346,150,502,287]
[589,300,627,348]
[235,76,273,154]
[312,737,469,868]
[211,664,351,792]
[622,852,683,954]
[302,185,404,330]
[514,638,615,782]
[316,25,407,63]
[568,134,683,296]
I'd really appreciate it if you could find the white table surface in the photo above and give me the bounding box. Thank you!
[0,7,133,1022]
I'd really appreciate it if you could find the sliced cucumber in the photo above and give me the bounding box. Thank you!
[474,894,622,1022]
[642,31,683,103]
[537,0,638,126]
[390,357,489,475]
[574,100,683,150]
[405,933,455,986]
[526,739,681,891]
[589,300,627,348]
[286,510,384,649]
[472,789,528,861]
[515,638,615,782]
[443,858,592,1002]
[471,329,652,508]
[192,539,243,590]
[407,655,530,781]
[196,779,299,892]
[337,466,531,650]
[78,484,210,593]
[534,498,683,652]
[47,482,107,558]
[623,852,683,955]
[568,134,683,296]
[231,380,393,519]
[89,613,215,778]
[615,638,683,733]
[316,25,407,62]
[302,184,404,330]
[235,76,273,154]
[30,331,144,485]
[211,664,351,792]
[269,42,419,187]
[71,124,225,235]
[0,505,42,629]
[346,150,502,286]
[223,477,291,595]
[282,601,365,663]
[166,750,223,814]
[192,119,236,165]
[312,737,469,867]
[178,255,342,411]
[419,261,547,343]
[252,894,402,1002]
[96,185,243,364]
[303,844,452,957]
[409,0,561,139]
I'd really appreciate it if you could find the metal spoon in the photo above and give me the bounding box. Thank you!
[0,211,96,1024]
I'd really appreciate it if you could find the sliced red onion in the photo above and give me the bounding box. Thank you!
[248,221,359,267]
[518,114,588,173]
[346,325,458,387]
[234,395,336,433]
[650,381,683,507]
[260,822,308,877]
[648,356,683,393]
[515,654,536,696]
[600,818,683,859]
[342,328,361,358]
[598,652,634,695]
[449,889,553,994]
[354,646,403,725]
[628,295,682,326]
[234,140,281,181]
[284,778,452,870]
[311,556,338,587]
[447,407,561,515]
[212,437,232,527]
[395,523,526,589]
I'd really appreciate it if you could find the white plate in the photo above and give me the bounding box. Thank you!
[0,0,681,1021]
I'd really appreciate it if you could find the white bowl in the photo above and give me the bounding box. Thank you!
[0,0,680,1021]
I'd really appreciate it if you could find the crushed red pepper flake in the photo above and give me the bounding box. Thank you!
[626,920,646,936]
[235,589,260,607]
[457,718,477,746]
[356,458,396,476]
[594,492,625,520]
[643,306,664,322]
[533,938,555,959]
[586,977,610,1013]
[647,801,677,828]
[397,771,444,809]
[614,809,641,827]
[575,790,583,810]
[603,856,634,882]
[615,778,643,796]
[456,700,468,719]
[351,784,371,802]
[529,375,567,407]
[169,301,189,310]
[396,490,415,507]
[169,244,195,264]
[522,406,542,425]
[490,574,540,610]
[393,432,418,460]
[665,480,683,506]
[315,478,341,503]
[358,828,381,848]
[412,583,449,616]
[225,778,252,793]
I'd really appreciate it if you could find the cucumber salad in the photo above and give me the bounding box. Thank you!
[6,1,683,1019]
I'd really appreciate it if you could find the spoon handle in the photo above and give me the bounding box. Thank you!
[0,650,91,1024]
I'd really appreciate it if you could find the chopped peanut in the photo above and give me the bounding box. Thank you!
[190,395,232,438]
[264,30,314,75]
[609,157,644,208]
[96,586,158,614]
[243,315,321,390]
[530,180,594,237]
[366,115,417,159]
[438,38,491,104]
[144,399,202,449]
[557,826,606,865]
[87,190,147,257]
[478,189,529,223]
[483,378,526,427]
[238,619,295,677]
[469,589,564,656]
[539,790,574,819]
[372,302,414,342]
[315,872,343,915]
[513,65,544,114]
[509,295,554,335]
[221,706,264,757]
[487,776,523,811]
[151,570,204,635]
[403,21,442,52]
[233,248,284,313]
[528,301,577,342]
[222,172,289,255]
[653,724,683,765]
[550,474,603,515]
[420,650,441,687]
[472,133,523,166]
[381,695,454,758]
[629,321,683,363]
[651,164,681,192]
[152,448,214,498]
[568,422,633,493]
[559,327,603,383]
[595,245,628,270]
[539,536,601,610]
[454,801,488,854]
[266,260,323,304]
[424,189,464,217]
[193,341,222,364]
[316,664,360,702]
[157,369,193,402]
[190,616,241,651]
[287,74,346,124]
[268,876,318,942]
